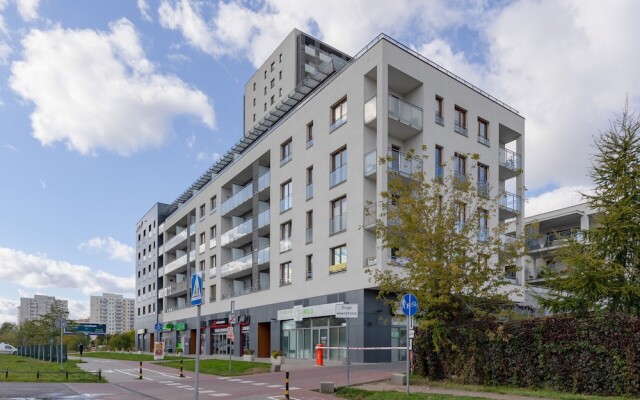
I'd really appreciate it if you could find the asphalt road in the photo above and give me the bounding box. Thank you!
[0,357,403,400]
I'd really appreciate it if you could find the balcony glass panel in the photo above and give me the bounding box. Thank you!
[257,209,270,228]
[364,150,377,177]
[164,254,187,274]
[199,243,206,254]
[280,195,292,212]
[499,191,522,214]
[306,228,313,243]
[454,170,468,185]
[257,171,270,192]
[330,213,347,235]
[363,205,376,228]
[189,223,195,235]
[330,115,347,132]
[221,218,253,246]
[306,183,313,200]
[388,149,422,177]
[257,247,270,264]
[364,95,376,123]
[499,147,522,171]
[435,164,444,181]
[477,228,489,242]
[209,238,217,249]
[388,95,422,129]
[477,135,490,146]
[208,266,217,279]
[454,121,468,136]
[435,111,444,126]
[165,230,187,251]
[220,253,252,277]
[280,153,292,166]
[477,181,490,198]
[280,238,292,252]
[329,164,347,187]
[221,184,253,215]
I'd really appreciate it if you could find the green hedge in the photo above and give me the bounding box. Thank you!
[413,315,640,396]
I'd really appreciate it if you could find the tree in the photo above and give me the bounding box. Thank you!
[16,303,69,345]
[539,106,640,315]
[0,322,18,345]
[368,147,524,328]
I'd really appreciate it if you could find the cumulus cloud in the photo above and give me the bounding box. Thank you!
[137,0,152,22]
[526,185,594,217]
[9,18,215,156]
[0,247,134,295]
[15,0,39,21]
[0,41,11,64]
[79,237,134,263]
[0,298,18,324]
[67,298,90,320]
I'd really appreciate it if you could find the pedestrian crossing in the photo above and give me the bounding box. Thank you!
[155,376,300,397]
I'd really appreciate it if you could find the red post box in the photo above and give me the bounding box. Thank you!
[315,343,323,366]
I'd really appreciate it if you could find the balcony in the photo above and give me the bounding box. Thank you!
[257,209,270,229]
[280,238,292,253]
[453,170,468,187]
[477,181,490,198]
[280,277,292,286]
[499,191,523,219]
[164,229,187,252]
[477,228,489,242]
[280,195,292,213]
[435,164,444,181]
[222,281,270,299]
[209,237,217,249]
[164,253,188,275]
[257,171,270,193]
[364,95,423,140]
[221,218,253,247]
[199,243,206,254]
[330,213,347,235]
[329,164,347,187]
[329,262,347,274]
[257,246,270,265]
[306,183,313,200]
[363,205,376,231]
[499,147,522,179]
[209,267,217,279]
[477,134,490,147]
[160,280,189,298]
[221,183,253,216]
[364,150,377,179]
[389,150,422,178]
[220,253,252,278]
[280,153,292,167]
[528,229,584,252]
[454,121,468,137]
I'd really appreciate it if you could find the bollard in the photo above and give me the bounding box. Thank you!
[65,371,68,379]
[180,359,184,378]
[37,370,39,379]
[98,369,102,381]
[5,370,8,378]
[315,343,323,366]
[139,361,142,380]
[285,371,289,400]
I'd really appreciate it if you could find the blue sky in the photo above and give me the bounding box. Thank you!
[0,0,638,323]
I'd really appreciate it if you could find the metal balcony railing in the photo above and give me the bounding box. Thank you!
[499,147,522,171]
[477,134,490,146]
[499,191,523,214]
[477,181,490,198]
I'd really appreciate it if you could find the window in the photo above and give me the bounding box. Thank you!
[264,102,267,111]
[199,232,206,245]
[264,70,267,79]
[270,78,275,88]
[253,98,255,107]
[280,221,292,252]
[210,195,217,213]
[210,225,217,240]
[279,53,282,63]
[280,138,292,166]
[306,121,313,148]
[270,61,275,71]
[210,254,217,269]
[330,245,347,274]
[306,166,313,200]
[306,210,313,243]
[478,209,489,242]
[253,82,256,91]
[138,234,140,241]
[456,203,466,233]
[306,254,313,280]
[478,118,489,146]
[478,163,489,198]
[435,95,444,125]
[330,196,347,234]
[270,95,275,105]
[330,97,348,131]
[280,262,292,285]
[264,86,267,95]
[279,88,282,97]
[253,113,255,122]
[454,106,467,136]
[280,180,292,212]
[199,260,206,271]
[330,147,347,187]
[390,145,400,172]
[435,145,444,181]
[454,152,467,184]
[209,284,217,302]
[200,204,206,218]
[279,70,282,80]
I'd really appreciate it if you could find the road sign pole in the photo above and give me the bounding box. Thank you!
[406,316,410,395]
[228,300,234,375]
[195,303,201,400]
[60,326,63,368]
[346,317,350,388]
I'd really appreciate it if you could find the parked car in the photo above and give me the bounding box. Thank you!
[0,343,17,355]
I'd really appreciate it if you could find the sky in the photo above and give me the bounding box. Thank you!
[0,0,638,324]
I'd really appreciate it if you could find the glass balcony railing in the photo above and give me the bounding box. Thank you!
[198,243,206,254]
[435,111,444,126]
[280,153,292,166]
[257,171,270,192]
[165,230,187,251]
[220,253,252,277]
[477,181,490,198]
[364,150,377,176]
[389,149,422,177]
[478,134,490,146]
[499,191,523,214]
[189,223,195,235]
[454,170,468,185]
[208,266,217,279]
[388,95,422,130]
[221,218,253,246]
[280,238,292,252]
[257,247,270,264]
[499,147,522,171]
[221,184,253,215]
[435,164,444,181]
[364,95,376,124]
[454,121,468,136]
[306,228,313,243]
[330,114,347,132]
[209,237,216,249]
[257,209,270,228]
[306,183,313,200]
[164,254,187,274]
[280,195,292,212]
[477,228,489,242]
[329,164,347,187]
[222,281,270,299]
[330,213,347,235]
[363,205,376,228]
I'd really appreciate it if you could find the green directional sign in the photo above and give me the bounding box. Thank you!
[65,323,107,335]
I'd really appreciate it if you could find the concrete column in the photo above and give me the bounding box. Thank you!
[376,45,389,269]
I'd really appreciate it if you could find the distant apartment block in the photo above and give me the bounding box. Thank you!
[135,29,525,360]
[89,293,135,334]
[17,295,69,324]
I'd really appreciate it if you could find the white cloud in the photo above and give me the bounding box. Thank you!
[10,18,215,156]
[0,40,11,64]
[137,0,153,22]
[186,134,195,148]
[15,0,39,21]
[526,185,594,217]
[196,151,220,163]
[4,143,17,151]
[0,247,134,295]
[0,298,18,324]
[67,298,89,320]
[79,237,134,263]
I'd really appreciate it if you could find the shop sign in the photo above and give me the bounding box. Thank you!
[163,323,174,331]
[241,325,250,332]
[277,302,344,320]
[213,327,228,333]
[175,323,187,331]
[238,315,250,324]
[211,318,229,326]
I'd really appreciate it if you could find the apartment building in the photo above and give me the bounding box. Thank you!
[135,30,525,361]
[89,293,135,334]
[17,295,69,324]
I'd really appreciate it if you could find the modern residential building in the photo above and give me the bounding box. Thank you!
[89,293,135,334]
[17,295,69,324]
[135,30,525,361]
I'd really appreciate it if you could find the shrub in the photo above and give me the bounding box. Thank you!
[271,350,284,358]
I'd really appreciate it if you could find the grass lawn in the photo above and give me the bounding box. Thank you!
[81,351,188,362]
[336,387,479,399]
[157,358,270,376]
[0,354,102,383]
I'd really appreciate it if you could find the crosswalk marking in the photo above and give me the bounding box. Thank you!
[160,380,174,384]
[209,393,231,397]
[251,382,268,385]
[267,384,282,388]
[239,380,253,383]
[217,377,230,380]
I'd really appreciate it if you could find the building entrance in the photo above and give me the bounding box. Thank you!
[281,316,345,361]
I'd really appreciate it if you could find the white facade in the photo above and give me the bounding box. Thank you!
[17,295,68,324]
[135,30,525,360]
[89,292,134,334]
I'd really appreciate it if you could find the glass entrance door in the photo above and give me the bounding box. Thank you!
[312,328,328,359]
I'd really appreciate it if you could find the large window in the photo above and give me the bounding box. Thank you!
[330,245,347,274]
[210,195,217,213]
[454,152,467,184]
[306,210,313,244]
[435,145,444,181]
[435,95,444,125]
[478,163,489,198]
[199,204,206,218]
[281,138,292,166]
[478,209,489,242]
[330,147,347,187]
[330,196,347,235]
[209,284,216,303]
[454,105,467,136]
[306,254,313,280]
[330,97,348,131]
[306,166,313,200]
[280,180,292,212]
[280,221,292,252]
[478,118,489,146]
[280,262,292,286]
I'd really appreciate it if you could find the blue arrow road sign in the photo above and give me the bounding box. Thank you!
[154,323,162,332]
[191,272,203,306]
[401,293,418,316]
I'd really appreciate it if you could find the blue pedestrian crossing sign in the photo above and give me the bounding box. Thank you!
[190,272,203,306]
[401,293,418,316]
[154,323,162,332]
